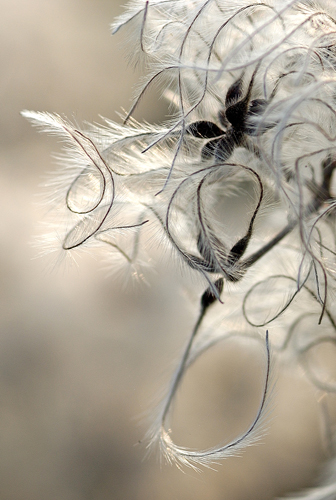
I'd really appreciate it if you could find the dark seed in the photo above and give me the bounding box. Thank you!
[225,99,249,130]
[201,137,222,159]
[201,278,224,309]
[185,121,224,139]
[227,235,249,265]
[225,76,244,107]
[214,134,236,161]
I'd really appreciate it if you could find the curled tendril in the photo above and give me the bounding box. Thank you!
[146,285,272,469]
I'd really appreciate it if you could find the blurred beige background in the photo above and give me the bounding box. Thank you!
[0,0,328,498]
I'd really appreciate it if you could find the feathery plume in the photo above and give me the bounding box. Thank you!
[23,0,336,495]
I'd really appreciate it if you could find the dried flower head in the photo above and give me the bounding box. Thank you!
[23,0,336,495]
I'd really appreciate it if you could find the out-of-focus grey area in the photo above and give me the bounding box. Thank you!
[0,0,328,498]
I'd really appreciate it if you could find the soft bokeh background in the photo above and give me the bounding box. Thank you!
[0,0,328,498]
